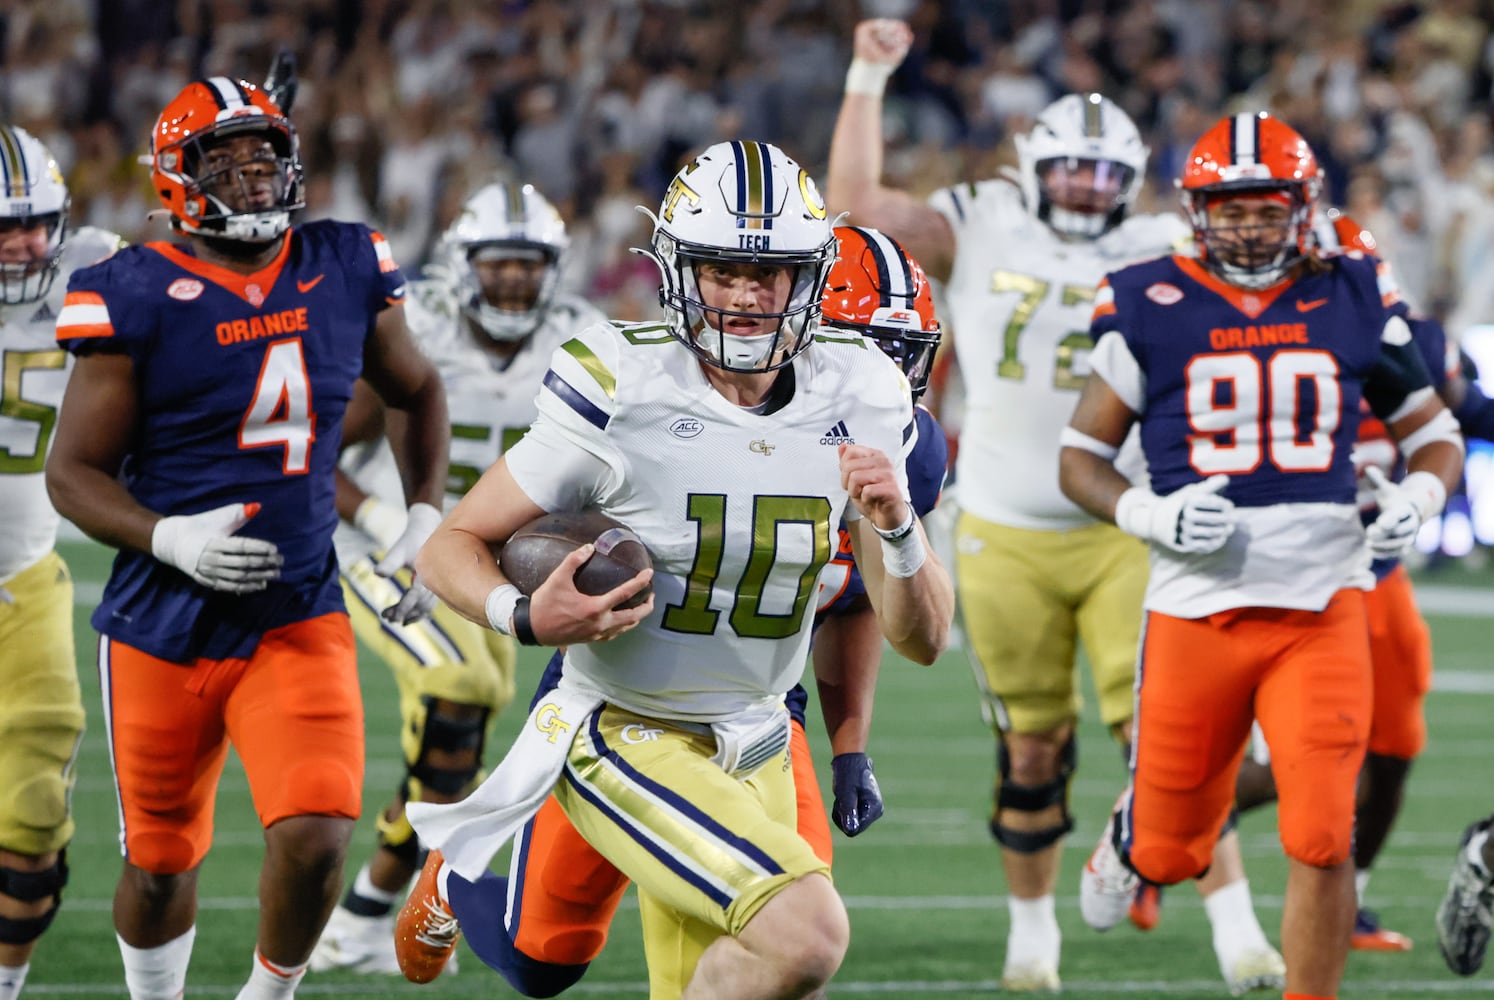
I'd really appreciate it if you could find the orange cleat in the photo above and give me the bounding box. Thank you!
[395,850,462,983]
[1128,881,1162,932]
[1352,908,1412,952]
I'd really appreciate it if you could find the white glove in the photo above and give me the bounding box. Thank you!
[375,502,443,625]
[352,495,408,551]
[1115,474,1236,554]
[151,502,283,593]
[1364,467,1445,560]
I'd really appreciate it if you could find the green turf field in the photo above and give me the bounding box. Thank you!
[25,539,1494,996]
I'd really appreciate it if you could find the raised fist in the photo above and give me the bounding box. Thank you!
[853,19,913,67]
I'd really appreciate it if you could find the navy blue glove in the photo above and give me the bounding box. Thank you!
[830,752,884,836]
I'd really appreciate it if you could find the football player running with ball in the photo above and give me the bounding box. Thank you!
[828,17,1281,993]
[310,182,607,976]
[1060,112,1463,1000]
[398,142,955,1000]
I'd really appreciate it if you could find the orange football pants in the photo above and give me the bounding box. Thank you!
[101,612,363,874]
[1124,590,1371,885]
[509,718,830,964]
[1364,565,1431,759]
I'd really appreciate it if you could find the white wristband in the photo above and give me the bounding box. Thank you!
[1399,470,1448,520]
[485,584,523,636]
[880,526,927,579]
[845,58,895,97]
[1113,486,1158,540]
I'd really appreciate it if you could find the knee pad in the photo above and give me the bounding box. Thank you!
[409,699,490,796]
[375,792,424,870]
[0,849,68,945]
[989,735,1076,853]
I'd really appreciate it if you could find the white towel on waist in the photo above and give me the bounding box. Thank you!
[407,674,604,881]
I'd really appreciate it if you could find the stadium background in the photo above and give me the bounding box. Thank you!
[9,0,1494,994]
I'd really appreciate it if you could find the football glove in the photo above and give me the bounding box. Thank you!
[352,495,408,551]
[831,752,884,837]
[1115,474,1236,554]
[375,502,443,625]
[151,502,283,593]
[1364,467,1445,560]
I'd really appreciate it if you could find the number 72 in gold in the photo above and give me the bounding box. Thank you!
[991,271,1096,391]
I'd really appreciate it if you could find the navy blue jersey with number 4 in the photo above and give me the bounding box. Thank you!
[57,220,406,662]
[1091,252,1431,508]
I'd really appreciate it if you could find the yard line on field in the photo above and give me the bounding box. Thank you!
[23,979,1494,996]
[1417,585,1494,617]
[59,890,1461,913]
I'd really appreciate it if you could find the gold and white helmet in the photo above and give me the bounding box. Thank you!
[440,181,569,342]
[0,124,70,304]
[1015,93,1148,239]
[637,141,836,373]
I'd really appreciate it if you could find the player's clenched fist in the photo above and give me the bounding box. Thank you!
[853,18,913,66]
[839,443,907,530]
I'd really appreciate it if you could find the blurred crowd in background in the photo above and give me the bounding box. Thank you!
[6,0,1494,335]
[11,0,1494,564]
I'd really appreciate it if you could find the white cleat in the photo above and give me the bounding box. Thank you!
[1079,808,1138,931]
[1001,959,1061,992]
[1218,943,1286,996]
[310,906,403,975]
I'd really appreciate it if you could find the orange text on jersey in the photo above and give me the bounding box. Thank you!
[215,307,310,346]
[1208,323,1308,351]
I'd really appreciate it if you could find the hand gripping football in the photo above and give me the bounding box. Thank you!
[498,511,653,610]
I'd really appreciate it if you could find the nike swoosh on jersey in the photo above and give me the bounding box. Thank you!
[1296,298,1328,312]
[297,274,325,293]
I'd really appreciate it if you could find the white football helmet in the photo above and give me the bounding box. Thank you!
[439,181,569,342]
[636,141,836,373]
[0,124,70,304]
[1015,93,1148,239]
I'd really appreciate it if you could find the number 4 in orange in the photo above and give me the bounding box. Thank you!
[239,338,315,474]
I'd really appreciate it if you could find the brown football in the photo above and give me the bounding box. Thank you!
[497,511,653,610]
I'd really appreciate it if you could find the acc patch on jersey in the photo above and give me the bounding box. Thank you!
[1145,282,1183,305]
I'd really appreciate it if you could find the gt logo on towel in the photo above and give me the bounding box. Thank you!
[534,703,572,744]
[621,723,663,744]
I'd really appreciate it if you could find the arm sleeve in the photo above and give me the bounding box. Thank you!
[354,225,407,311]
[55,259,142,361]
[1364,314,1437,422]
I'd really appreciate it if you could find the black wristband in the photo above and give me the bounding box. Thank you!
[512,596,540,646]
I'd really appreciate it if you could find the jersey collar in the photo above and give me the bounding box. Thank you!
[146,234,292,307]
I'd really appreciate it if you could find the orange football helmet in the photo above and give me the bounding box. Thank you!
[822,226,942,401]
[151,77,304,243]
[1178,112,1321,288]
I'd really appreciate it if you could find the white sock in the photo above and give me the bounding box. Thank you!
[234,948,307,1000]
[0,962,29,1000]
[1355,868,1371,907]
[352,864,398,907]
[1203,879,1270,958]
[1006,894,1060,964]
[118,926,194,999]
[436,859,455,904]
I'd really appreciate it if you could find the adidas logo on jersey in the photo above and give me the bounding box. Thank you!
[29,301,55,323]
[820,420,855,445]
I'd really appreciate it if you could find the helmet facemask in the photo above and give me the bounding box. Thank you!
[654,230,833,374]
[161,119,304,243]
[0,209,68,305]
[1184,182,1315,289]
[456,241,562,342]
[1035,157,1137,239]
